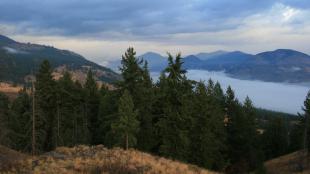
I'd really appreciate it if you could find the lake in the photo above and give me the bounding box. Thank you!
[151,70,309,114]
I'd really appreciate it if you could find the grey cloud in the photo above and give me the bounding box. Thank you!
[0,0,309,38]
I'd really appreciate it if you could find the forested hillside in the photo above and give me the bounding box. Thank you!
[0,47,309,173]
[0,35,120,83]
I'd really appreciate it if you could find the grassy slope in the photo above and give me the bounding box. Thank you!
[0,145,218,174]
[265,150,310,174]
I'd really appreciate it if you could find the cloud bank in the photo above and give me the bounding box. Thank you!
[0,0,309,61]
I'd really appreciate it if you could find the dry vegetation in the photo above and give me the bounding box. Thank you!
[264,150,310,174]
[0,145,217,174]
[0,67,115,100]
[53,66,116,90]
[0,82,23,100]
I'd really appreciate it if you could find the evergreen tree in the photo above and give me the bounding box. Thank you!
[242,96,263,170]
[112,90,139,150]
[118,48,155,151]
[0,92,10,146]
[73,81,91,144]
[262,117,289,159]
[289,115,304,152]
[189,81,226,170]
[225,87,260,173]
[57,71,80,146]
[157,53,193,161]
[118,47,143,95]
[206,79,215,96]
[98,89,120,147]
[136,61,155,151]
[8,88,32,151]
[302,91,310,154]
[35,60,57,152]
[84,69,100,145]
[213,81,225,107]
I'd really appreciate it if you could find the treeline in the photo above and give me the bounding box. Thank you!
[0,47,309,173]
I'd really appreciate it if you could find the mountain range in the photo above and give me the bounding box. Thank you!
[109,49,310,83]
[0,35,120,84]
[1,34,309,84]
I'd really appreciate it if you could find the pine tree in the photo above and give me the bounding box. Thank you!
[189,81,226,170]
[224,91,263,173]
[98,89,120,147]
[157,53,193,161]
[8,88,32,151]
[73,81,91,145]
[112,90,139,150]
[302,91,310,154]
[136,61,155,151]
[118,48,155,151]
[84,69,100,145]
[213,81,225,107]
[57,71,79,146]
[35,60,57,152]
[242,96,263,170]
[225,86,253,173]
[118,47,143,95]
[262,117,289,159]
[0,92,10,146]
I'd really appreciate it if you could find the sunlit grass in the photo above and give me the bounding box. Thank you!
[2,145,218,174]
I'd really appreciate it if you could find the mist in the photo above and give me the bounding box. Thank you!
[151,70,309,114]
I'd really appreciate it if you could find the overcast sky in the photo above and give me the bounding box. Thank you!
[1,0,310,65]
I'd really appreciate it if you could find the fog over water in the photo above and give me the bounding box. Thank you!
[151,70,309,114]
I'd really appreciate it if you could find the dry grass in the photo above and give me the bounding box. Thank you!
[53,66,116,90]
[1,145,218,174]
[265,150,310,174]
[0,82,23,100]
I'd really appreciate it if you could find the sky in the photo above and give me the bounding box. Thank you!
[0,0,310,65]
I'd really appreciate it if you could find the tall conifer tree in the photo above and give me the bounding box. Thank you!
[157,53,193,161]
[0,92,10,146]
[112,90,139,149]
[190,81,226,170]
[35,60,57,152]
[84,70,100,144]
[8,88,32,151]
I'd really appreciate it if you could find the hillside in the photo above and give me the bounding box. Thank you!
[265,150,310,174]
[0,82,23,100]
[0,145,217,174]
[226,49,310,83]
[0,35,120,84]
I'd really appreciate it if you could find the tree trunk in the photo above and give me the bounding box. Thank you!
[57,104,60,147]
[126,133,128,150]
[32,81,36,156]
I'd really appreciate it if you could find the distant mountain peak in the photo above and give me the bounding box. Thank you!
[195,50,229,60]
[185,55,200,59]
[140,52,165,58]
[257,49,310,58]
[210,50,228,54]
